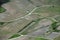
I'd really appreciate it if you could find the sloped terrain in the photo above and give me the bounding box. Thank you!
[0,0,60,40]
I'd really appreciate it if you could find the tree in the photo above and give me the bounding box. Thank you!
[0,0,10,13]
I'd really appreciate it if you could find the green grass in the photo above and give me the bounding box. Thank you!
[0,22,5,25]
[51,22,58,30]
[0,7,6,13]
[51,22,60,32]
[46,6,60,13]
[9,34,21,39]
[34,6,60,13]
[33,6,60,17]
[47,22,60,33]
[28,36,48,40]
[39,0,60,5]
[35,37,48,40]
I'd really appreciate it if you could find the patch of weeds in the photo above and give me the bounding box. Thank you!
[0,7,6,13]
[0,0,10,13]
[9,34,21,39]
[50,22,60,32]
[0,22,5,25]
[51,22,58,30]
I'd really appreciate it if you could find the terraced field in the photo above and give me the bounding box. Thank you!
[0,0,60,40]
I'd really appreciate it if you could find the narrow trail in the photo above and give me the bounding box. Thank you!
[5,7,38,22]
[2,5,54,23]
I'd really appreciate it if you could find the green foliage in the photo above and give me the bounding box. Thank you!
[0,7,6,13]
[51,22,58,30]
[51,22,60,32]
[9,34,20,39]
[0,22,5,25]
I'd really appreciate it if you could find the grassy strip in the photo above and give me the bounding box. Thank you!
[9,34,20,39]
[35,37,48,40]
